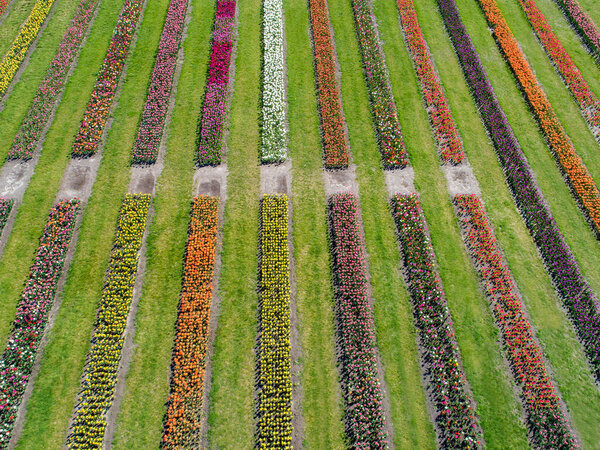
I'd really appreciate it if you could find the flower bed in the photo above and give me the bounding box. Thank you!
[68,194,150,448]
[0,0,9,17]
[261,0,287,163]
[196,0,236,166]
[132,0,188,164]
[0,199,79,447]
[308,0,349,168]
[0,198,14,234]
[350,0,408,169]
[328,192,387,448]
[9,0,102,160]
[161,196,219,448]
[477,0,600,235]
[436,0,600,382]
[71,0,144,157]
[256,195,292,448]
[391,194,481,448]
[0,0,56,96]
[518,0,600,131]
[396,0,464,165]
[454,194,577,448]
[553,0,600,60]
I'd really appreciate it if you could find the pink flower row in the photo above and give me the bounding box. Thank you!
[554,0,600,59]
[0,198,13,234]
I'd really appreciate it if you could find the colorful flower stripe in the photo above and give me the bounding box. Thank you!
[161,196,218,448]
[261,0,287,163]
[436,0,600,382]
[396,0,464,165]
[391,194,481,448]
[71,0,144,157]
[327,193,387,448]
[0,0,56,96]
[0,199,79,447]
[308,0,349,168]
[553,0,600,59]
[68,194,150,448]
[9,0,102,160]
[477,0,600,235]
[518,0,600,132]
[132,0,188,164]
[454,194,577,448]
[0,0,10,18]
[196,0,236,166]
[257,195,292,448]
[0,198,13,235]
[350,0,408,169]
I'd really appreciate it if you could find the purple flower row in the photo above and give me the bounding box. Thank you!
[328,193,388,448]
[197,0,236,166]
[71,0,144,157]
[0,199,79,447]
[553,0,600,60]
[436,0,600,381]
[391,194,482,448]
[9,0,102,160]
[0,198,14,234]
[132,0,188,164]
[350,0,408,169]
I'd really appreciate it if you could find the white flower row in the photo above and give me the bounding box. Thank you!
[261,0,287,163]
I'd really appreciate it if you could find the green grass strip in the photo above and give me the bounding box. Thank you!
[0,0,36,58]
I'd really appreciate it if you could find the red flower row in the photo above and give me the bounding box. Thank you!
[554,0,600,60]
[0,198,14,235]
[0,0,8,17]
[308,0,349,168]
[161,196,219,449]
[478,0,600,235]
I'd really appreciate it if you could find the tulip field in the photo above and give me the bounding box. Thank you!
[1,0,600,447]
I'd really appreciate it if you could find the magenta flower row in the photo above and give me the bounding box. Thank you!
[553,0,600,59]
[328,192,388,448]
[9,0,102,160]
[196,0,236,166]
[71,0,144,157]
[436,0,600,383]
[0,198,14,234]
[0,199,80,447]
[132,0,189,164]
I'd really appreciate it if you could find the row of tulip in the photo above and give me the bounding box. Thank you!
[327,192,387,448]
[71,0,144,157]
[0,0,8,18]
[518,0,600,133]
[396,0,464,165]
[391,193,481,448]
[477,0,600,235]
[0,199,79,448]
[436,0,600,382]
[454,194,577,448]
[257,195,292,448]
[0,198,13,234]
[161,196,219,449]
[553,0,600,60]
[308,0,349,168]
[68,194,151,448]
[0,0,56,96]
[9,0,102,160]
[261,0,287,163]
[196,0,236,166]
[132,0,188,164]
[350,0,408,169]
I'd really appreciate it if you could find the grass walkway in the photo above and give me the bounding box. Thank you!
[0,0,36,56]
[413,0,600,445]
[12,0,173,446]
[110,0,215,446]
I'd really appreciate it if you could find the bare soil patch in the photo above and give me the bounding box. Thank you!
[442,165,481,197]
[384,166,415,196]
[260,159,291,195]
[322,163,358,196]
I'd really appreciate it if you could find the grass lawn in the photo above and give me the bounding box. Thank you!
[0,0,37,57]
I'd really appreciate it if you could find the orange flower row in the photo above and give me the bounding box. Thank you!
[161,196,219,449]
[477,0,600,235]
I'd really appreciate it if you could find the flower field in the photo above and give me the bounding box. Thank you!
[9,0,102,160]
[132,0,188,164]
[0,199,79,447]
[256,194,292,448]
[328,192,387,448]
[68,194,150,448]
[161,196,218,448]
[308,0,349,168]
[196,0,236,166]
[1,0,600,446]
[71,0,144,157]
[0,0,56,97]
